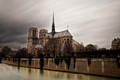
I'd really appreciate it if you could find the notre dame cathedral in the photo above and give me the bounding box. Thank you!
[27,14,84,57]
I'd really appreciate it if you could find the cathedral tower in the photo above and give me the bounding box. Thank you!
[27,27,38,53]
[39,29,48,46]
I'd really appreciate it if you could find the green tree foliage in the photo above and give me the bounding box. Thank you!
[38,53,44,69]
[40,58,44,69]
[64,57,71,69]
[28,53,33,66]
[60,57,63,64]
[18,58,20,66]
[87,58,91,67]
[73,58,76,69]
[29,58,32,66]
[54,57,59,66]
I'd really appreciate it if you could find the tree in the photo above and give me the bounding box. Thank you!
[37,52,44,58]
[63,39,73,57]
[94,45,98,50]
[64,57,71,69]
[54,57,60,66]
[44,38,60,57]
[27,53,33,66]
[0,52,2,58]
[2,46,11,57]
[38,53,44,69]
[85,44,97,51]
[0,52,2,63]
[111,38,120,50]
[15,48,29,58]
[116,41,120,50]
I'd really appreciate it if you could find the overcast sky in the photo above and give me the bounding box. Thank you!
[0,0,120,50]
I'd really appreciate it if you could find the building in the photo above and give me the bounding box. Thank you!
[27,14,84,57]
[111,38,120,50]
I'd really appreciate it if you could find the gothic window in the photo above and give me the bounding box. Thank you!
[44,34,46,37]
[33,30,36,38]
[67,39,69,43]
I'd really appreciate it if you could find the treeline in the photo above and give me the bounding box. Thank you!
[74,49,120,58]
[0,47,120,59]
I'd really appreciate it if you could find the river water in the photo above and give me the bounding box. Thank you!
[0,63,119,80]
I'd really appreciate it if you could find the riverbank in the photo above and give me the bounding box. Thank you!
[1,63,119,80]
[2,58,120,78]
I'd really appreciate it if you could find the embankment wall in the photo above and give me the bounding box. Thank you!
[2,58,120,78]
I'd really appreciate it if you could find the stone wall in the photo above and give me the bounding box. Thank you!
[2,58,120,78]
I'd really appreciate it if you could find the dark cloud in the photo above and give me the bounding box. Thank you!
[0,20,28,48]
[0,0,120,50]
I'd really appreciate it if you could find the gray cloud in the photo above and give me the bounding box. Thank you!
[0,0,120,50]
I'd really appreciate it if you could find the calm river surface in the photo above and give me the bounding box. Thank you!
[0,63,119,80]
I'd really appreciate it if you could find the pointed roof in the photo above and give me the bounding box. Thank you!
[45,30,72,38]
[54,30,72,38]
[52,12,55,36]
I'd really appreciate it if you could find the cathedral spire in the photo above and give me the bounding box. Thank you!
[52,12,55,36]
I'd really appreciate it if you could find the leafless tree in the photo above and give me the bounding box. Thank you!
[44,38,60,57]
[63,39,73,57]
[2,46,11,57]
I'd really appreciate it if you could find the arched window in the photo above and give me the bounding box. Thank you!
[67,39,69,43]
[33,30,36,38]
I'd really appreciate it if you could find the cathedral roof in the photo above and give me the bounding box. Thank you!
[45,30,72,38]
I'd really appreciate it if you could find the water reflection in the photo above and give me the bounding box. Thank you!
[40,70,44,74]
[0,64,119,80]
[28,68,31,73]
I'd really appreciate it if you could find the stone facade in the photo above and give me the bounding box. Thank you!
[2,58,120,78]
[111,38,120,50]
[27,15,84,57]
[27,27,39,53]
